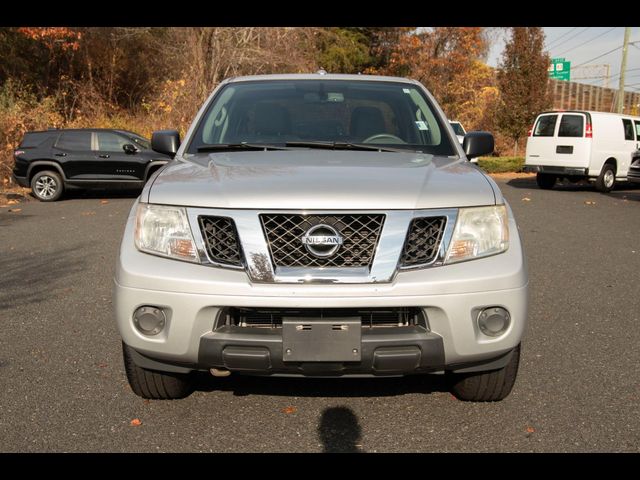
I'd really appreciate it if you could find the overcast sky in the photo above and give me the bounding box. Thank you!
[486,27,640,92]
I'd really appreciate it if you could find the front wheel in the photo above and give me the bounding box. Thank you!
[31,170,64,201]
[536,173,556,190]
[595,164,616,193]
[122,342,195,400]
[448,344,521,402]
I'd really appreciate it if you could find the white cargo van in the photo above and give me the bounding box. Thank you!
[524,110,640,192]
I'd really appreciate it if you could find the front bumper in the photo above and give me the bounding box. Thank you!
[628,168,640,184]
[114,201,528,376]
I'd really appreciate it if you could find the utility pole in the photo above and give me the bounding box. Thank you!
[616,27,631,113]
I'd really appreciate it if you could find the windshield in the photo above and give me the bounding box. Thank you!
[187,80,455,155]
[450,122,465,136]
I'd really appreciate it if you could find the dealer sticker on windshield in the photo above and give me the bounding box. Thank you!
[415,121,429,130]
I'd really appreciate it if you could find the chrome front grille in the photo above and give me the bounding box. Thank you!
[400,216,447,267]
[198,216,243,266]
[260,214,385,268]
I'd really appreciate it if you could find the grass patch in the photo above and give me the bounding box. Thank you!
[476,156,525,174]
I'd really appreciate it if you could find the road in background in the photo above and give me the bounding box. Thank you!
[0,178,638,452]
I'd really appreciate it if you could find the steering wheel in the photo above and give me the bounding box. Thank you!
[362,133,406,144]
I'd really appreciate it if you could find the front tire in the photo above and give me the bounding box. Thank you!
[449,344,521,402]
[122,342,195,400]
[31,170,64,201]
[536,173,556,190]
[595,163,616,193]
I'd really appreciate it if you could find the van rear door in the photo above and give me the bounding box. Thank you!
[526,112,590,170]
[526,113,559,166]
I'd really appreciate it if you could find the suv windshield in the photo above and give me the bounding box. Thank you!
[187,80,455,155]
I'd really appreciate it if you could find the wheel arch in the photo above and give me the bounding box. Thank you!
[27,161,66,182]
[603,157,617,173]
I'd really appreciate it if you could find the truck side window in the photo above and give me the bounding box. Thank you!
[533,115,557,137]
[622,119,634,140]
[558,115,584,137]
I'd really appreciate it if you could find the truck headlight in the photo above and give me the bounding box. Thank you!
[134,203,199,263]
[445,205,509,264]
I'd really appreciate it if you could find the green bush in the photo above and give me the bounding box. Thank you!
[476,156,525,173]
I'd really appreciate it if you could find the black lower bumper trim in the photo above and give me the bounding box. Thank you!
[198,325,445,376]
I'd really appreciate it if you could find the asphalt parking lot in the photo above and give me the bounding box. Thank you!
[0,177,639,452]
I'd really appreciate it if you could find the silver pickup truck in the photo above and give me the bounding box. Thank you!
[114,73,528,402]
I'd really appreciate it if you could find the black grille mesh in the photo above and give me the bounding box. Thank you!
[400,216,446,267]
[198,216,242,266]
[260,214,385,268]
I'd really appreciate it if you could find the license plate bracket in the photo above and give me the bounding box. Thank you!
[282,317,361,362]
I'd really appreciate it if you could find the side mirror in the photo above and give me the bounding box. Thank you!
[122,143,137,154]
[151,130,181,157]
[462,131,494,160]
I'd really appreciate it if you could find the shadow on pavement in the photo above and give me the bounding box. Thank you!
[318,406,363,453]
[193,372,449,399]
[0,245,88,311]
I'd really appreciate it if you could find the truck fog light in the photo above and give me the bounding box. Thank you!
[133,306,166,336]
[477,307,510,337]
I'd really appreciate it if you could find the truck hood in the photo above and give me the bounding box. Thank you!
[147,151,498,209]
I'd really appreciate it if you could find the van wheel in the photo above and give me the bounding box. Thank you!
[595,164,616,193]
[536,173,556,190]
[448,344,521,402]
[122,342,195,400]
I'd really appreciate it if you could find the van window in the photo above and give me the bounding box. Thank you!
[633,120,640,141]
[533,115,557,137]
[558,115,584,137]
[622,119,634,140]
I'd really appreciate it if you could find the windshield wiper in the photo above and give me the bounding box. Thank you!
[285,141,415,153]
[197,143,292,152]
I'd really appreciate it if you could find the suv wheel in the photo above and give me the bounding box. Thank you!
[31,170,64,201]
[536,173,556,190]
[448,344,520,402]
[595,163,616,193]
[122,342,195,400]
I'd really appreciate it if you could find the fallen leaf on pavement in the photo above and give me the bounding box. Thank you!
[81,211,96,216]
[282,406,297,414]
[7,199,18,205]
[8,208,21,213]
[526,426,535,433]
[522,197,531,202]
[130,418,142,426]
[584,201,596,205]
[100,200,109,204]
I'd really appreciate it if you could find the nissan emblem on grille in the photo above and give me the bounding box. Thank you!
[301,224,343,258]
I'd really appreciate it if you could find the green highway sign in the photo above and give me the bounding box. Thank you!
[549,58,571,81]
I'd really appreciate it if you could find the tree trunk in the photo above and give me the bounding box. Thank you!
[513,138,518,157]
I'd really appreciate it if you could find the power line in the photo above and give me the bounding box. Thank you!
[549,27,591,52]
[573,45,623,68]
[572,38,640,69]
[546,27,580,49]
[555,27,618,56]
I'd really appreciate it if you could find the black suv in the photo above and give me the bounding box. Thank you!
[12,129,173,201]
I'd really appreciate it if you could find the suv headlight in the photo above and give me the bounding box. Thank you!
[134,203,199,263]
[445,205,509,264]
